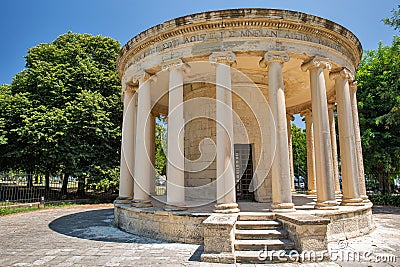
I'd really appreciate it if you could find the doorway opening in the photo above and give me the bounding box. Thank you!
[234,144,255,201]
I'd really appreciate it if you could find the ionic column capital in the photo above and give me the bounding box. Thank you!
[329,67,355,82]
[301,57,332,72]
[286,113,294,121]
[300,108,312,117]
[161,58,191,73]
[350,80,358,92]
[328,102,336,110]
[132,71,151,85]
[209,51,237,66]
[259,52,290,68]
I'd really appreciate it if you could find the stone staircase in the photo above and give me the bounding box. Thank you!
[234,212,298,264]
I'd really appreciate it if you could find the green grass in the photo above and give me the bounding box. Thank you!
[0,206,40,216]
[0,200,106,217]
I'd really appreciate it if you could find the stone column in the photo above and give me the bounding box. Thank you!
[301,109,316,195]
[210,52,239,213]
[132,72,153,207]
[149,113,156,196]
[164,59,187,210]
[328,104,342,195]
[301,57,338,209]
[260,52,295,212]
[350,82,369,202]
[116,87,136,204]
[330,68,363,206]
[287,114,296,192]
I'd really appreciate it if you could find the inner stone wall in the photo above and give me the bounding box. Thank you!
[182,81,273,202]
[184,83,217,201]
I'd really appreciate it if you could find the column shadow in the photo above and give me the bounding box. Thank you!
[48,208,161,244]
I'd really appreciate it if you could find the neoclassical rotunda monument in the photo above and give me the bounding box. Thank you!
[114,9,373,263]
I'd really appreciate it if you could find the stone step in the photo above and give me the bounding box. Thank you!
[235,220,281,230]
[235,229,288,240]
[234,238,295,251]
[235,249,295,263]
[238,212,275,221]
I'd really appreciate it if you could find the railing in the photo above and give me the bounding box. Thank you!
[365,172,400,194]
[0,173,79,208]
[0,173,118,208]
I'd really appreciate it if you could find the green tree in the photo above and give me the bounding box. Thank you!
[1,32,122,194]
[356,36,400,193]
[155,116,167,176]
[383,5,400,32]
[291,124,307,179]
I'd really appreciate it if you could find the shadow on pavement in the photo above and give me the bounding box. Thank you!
[48,208,162,244]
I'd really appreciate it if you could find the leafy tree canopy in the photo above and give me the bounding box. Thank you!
[357,36,400,191]
[383,5,400,32]
[291,123,307,179]
[0,32,122,192]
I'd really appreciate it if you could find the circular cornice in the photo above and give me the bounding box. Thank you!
[117,8,362,78]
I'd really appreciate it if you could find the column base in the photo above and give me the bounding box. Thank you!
[335,191,342,195]
[213,203,240,213]
[271,202,296,213]
[341,197,364,206]
[131,199,153,208]
[114,196,133,204]
[164,204,188,211]
[315,200,339,210]
[361,195,370,203]
[307,190,317,195]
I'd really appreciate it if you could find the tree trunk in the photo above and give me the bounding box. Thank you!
[386,171,392,194]
[77,178,86,197]
[27,172,33,188]
[45,172,50,192]
[61,173,69,196]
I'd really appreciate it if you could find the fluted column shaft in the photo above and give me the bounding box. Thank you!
[287,114,296,192]
[302,110,316,194]
[302,58,338,209]
[132,73,153,207]
[210,52,239,213]
[331,68,363,206]
[117,88,136,203]
[149,114,156,196]
[261,52,294,212]
[165,62,186,210]
[328,104,341,194]
[350,83,368,201]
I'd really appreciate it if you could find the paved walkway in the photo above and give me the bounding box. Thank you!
[0,204,398,266]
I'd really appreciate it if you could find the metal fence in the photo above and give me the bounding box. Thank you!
[0,173,79,208]
[365,172,400,194]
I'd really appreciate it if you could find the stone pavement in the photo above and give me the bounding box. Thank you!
[0,204,398,266]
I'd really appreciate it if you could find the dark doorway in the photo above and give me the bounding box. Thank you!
[234,144,254,201]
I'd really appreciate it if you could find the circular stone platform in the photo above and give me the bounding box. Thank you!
[114,194,374,245]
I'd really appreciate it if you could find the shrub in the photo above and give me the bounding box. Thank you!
[368,194,400,207]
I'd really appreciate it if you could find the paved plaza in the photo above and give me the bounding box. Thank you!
[0,204,398,266]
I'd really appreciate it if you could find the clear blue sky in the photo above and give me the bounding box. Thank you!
[1,0,397,87]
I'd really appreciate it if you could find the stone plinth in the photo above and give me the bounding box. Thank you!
[201,213,238,263]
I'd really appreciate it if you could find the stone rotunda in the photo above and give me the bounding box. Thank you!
[114,8,374,263]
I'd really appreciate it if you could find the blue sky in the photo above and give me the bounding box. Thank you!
[1,0,398,86]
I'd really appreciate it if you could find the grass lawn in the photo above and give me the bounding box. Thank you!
[0,201,98,217]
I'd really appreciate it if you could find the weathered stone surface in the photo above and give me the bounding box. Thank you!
[114,205,207,244]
